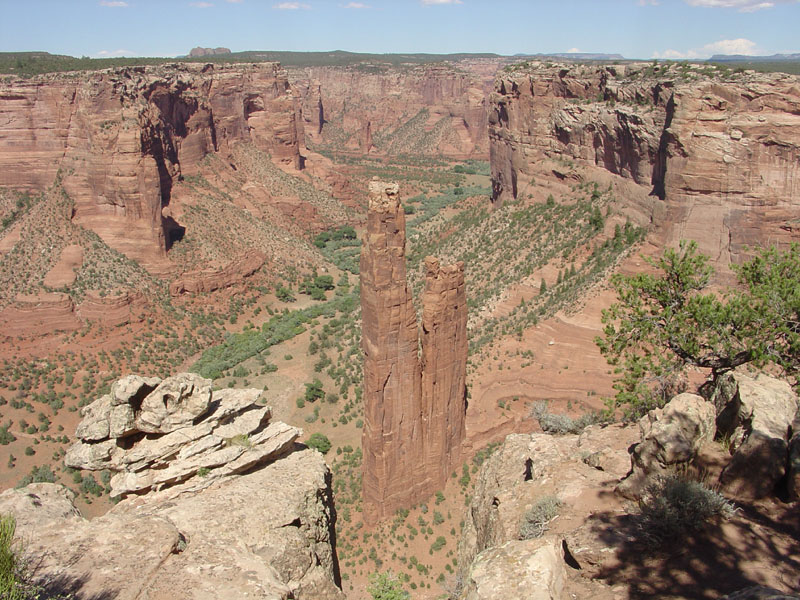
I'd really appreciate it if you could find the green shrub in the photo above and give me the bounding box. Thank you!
[307,432,331,454]
[636,475,737,546]
[519,495,561,539]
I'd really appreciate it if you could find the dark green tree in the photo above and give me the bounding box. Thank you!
[596,241,800,418]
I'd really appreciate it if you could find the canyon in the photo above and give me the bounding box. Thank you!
[0,54,799,600]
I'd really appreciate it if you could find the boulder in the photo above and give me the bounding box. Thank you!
[462,537,566,600]
[714,371,798,500]
[617,393,716,499]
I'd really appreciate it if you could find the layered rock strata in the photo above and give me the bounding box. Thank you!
[489,62,800,264]
[292,62,495,157]
[0,62,301,269]
[65,373,300,498]
[360,181,467,524]
[169,250,266,295]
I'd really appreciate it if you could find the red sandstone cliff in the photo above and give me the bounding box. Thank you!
[0,63,301,270]
[489,62,800,264]
[360,181,467,524]
[291,62,500,158]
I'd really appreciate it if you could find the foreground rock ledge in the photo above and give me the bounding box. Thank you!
[1,450,344,600]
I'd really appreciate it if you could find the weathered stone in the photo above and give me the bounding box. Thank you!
[360,181,467,524]
[715,371,798,499]
[135,373,212,434]
[64,438,117,470]
[66,374,299,498]
[75,394,113,442]
[0,450,344,600]
[462,537,566,600]
[617,393,715,499]
[111,374,161,406]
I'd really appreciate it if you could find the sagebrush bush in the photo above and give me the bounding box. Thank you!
[529,401,602,435]
[636,475,737,545]
[519,495,562,540]
[0,514,37,600]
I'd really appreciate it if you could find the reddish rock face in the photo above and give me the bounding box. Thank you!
[488,62,800,266]
[169,250,266,296]
[292,62,497,158]
[0,63,301,271]
[360,182,466,524]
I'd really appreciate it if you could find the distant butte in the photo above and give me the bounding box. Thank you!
[360,180,467,524]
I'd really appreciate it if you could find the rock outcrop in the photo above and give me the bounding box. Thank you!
[169,250,266,295]
[1,450,344,600]
[65,373,300,498]
[360,181,467,524]
[617,392,716,499]
[488,62,800,265]
[0,62,301,270]
[76,289,147,326]
[0,292,81,338]
[714,370,798,500]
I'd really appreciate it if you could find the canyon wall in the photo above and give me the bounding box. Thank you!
[489,62,800,263]
[291,61,500,158]
[0,62,301,269]
[360,181,467,524]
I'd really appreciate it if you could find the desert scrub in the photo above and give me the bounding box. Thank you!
[519,495,562,539]
[529,401,603,435]
[636,475,737,546]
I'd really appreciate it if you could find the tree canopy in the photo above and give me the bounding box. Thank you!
[596,241,800,418]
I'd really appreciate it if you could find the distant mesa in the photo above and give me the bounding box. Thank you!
[189,46,232,57]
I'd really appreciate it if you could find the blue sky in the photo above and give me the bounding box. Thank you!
[0,0,798,60]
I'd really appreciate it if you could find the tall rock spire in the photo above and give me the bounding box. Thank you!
[361,181,467,525]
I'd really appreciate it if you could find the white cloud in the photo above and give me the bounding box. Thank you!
[95,49,134,57]
[638,0,660,5]
[421,0,463,5]
[189,1,214,6]
[653,37,761,59]
[343,1,369,7]
[99,1,128,6]
[685,0,796,11]
[226,0,243,2]
[273,1,310,8]
[566,47,581,53]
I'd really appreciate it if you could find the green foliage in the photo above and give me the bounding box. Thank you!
[0,426,15,445]
[0,514,31,600]
[304,379,325,403]
[596,241,800,418]
[275,286,296,303]
[636,475,736,546]
[519,495,561,540]
[15,465,56,488]
[367,571,410,600]
[307,432,332,454]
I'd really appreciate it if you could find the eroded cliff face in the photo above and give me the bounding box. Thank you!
[489,62,800,264]
[292,62,496,158]
[0,62,301,269]
[360,181,467,524]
